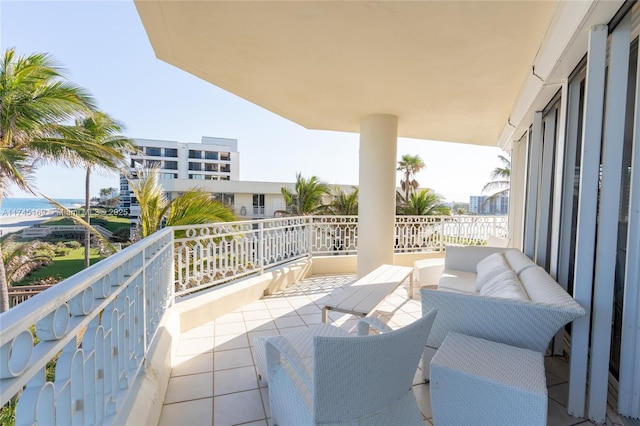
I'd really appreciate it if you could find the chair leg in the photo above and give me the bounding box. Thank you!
[322,306,330,323]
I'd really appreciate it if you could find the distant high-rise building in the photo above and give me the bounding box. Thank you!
[120,136,240,224]
[468,194,509,215]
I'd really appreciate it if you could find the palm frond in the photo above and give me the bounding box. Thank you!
[42,195,118,254]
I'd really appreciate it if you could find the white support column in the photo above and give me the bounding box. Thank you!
[568,24,608,418]
[618,35,640,417]
[524,112,543,259]
[588,16,630,424]
[357,114,398,278]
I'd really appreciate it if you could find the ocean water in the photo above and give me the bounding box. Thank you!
[1,198,84,215]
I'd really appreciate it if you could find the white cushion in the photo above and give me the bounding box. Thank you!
[504,249,537,275]
[479,269,530,301]
[438,269,478,294]
[475,253,510,291]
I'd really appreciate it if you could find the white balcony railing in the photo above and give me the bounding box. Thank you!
[0,215,506,423]
[0,228,173,425]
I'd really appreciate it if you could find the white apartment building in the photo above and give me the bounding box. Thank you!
[121,136,354,222]
[121,136,243,221]
[469,195,509,215]
[120,136,240,209]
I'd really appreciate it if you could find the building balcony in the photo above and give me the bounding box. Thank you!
[160,274,593,426]
[1,215,607,425]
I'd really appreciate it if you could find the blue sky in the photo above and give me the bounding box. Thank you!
[1,0,503,202]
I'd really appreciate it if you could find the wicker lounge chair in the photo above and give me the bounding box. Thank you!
[263,309,437,426]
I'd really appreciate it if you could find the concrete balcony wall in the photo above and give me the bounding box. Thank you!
[176,259,312,332]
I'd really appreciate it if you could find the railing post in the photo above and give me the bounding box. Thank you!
[492,216,497,238]
[308,216,313,256]
[259,221,265,275]
[439,217,445,251]
[142,246,148,358]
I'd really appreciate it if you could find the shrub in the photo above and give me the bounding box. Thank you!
[54,248,70,257]
[111,226,132,243]
[64,240,82,249]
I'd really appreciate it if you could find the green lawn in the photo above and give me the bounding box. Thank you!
[43,215,130,233]
[19,247,102,284]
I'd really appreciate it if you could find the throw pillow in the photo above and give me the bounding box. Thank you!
[475,252,509,291]
[479,269,530,301]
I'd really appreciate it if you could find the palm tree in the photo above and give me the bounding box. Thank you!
[397,154,426,201]
[399,188,451,216]
[482,154,511,204]
[0,48,122,312]
[278,173,331,216]
[76,112,136,268]
[2,237,54,285]
[129,168,236,239]
[327,186,358,215]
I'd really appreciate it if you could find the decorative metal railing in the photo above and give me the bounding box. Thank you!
[0,228,173,425]
[172,217,310,297]
[173,215,508,295]
[7,285,54,308]
[0,215,507,423]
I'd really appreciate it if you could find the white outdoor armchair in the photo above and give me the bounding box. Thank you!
[264,309,437,426]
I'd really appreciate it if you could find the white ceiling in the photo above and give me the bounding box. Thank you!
[135,1,559,147]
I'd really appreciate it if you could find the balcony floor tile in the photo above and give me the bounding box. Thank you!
[161,273,606,426]
[159,398,213,426]
[177,336,215,357]
[213,389,266,425]
[164,372,214,404]
[214,347,254,371]
[214,333,250,352]
[171,352,215,377]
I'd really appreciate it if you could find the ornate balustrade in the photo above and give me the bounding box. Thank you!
[0,228,173,425]
[172,215,508,296]
[173,216,311,297]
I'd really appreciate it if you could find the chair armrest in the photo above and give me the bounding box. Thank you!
[265,335,313,392]
[356,317,394,336]
[421,288,585,353]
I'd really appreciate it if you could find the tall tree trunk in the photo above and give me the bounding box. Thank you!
[84,166,91,268]
[0,179,10,312]
[404,171,410,202]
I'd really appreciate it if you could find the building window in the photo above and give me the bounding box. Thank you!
[159,173,177,180]
[189,162,202,171]
[189,174,203,180]
[164,160,178,170]
[204,175,218,180]
[212,193,234,206]
[189,150,202,159]
[164,148,178,157]
[204,163,218,172]
[146,160,161,168]
[253,194,265,216]
[220,152,230,161]
[205,151,218,160]
[145,147,162,156]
